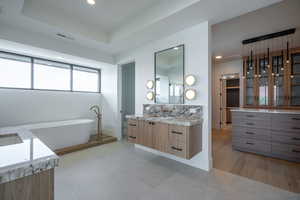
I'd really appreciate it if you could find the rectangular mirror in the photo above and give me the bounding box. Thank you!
[155,45,184,104]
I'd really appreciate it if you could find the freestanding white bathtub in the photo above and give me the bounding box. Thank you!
[1,119,94,150]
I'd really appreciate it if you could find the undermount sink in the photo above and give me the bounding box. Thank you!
[0,133,23,146]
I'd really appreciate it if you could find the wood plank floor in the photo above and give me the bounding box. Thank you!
[212,128,300,193]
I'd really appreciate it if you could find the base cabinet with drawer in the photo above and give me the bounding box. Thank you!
[127,119,202,159]
[232,110,300,162]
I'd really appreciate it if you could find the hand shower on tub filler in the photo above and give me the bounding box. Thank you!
[90,105,102,141]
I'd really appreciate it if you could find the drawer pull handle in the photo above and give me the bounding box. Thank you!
[292,137,300,141]
[246,115,255,118]
[246,142,254,145]
[171,146,183,151]
[292,118,300,121]
[129,124,136,126]
[172,131,183,135]
[292,127,300,130]
[129,136,136,139]
[292,150,300,153]
[245,132,254,135]
[246,123,254,126]
[148,122,155,125]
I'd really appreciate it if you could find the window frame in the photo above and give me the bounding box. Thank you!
[0,51,101,93]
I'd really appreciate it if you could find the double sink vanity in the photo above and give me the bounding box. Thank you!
[126,104,203,159]
[0,129,58,200]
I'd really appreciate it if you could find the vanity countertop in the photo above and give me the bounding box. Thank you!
[126,115,202,126]
[231,108,300,115]
[0,128,59,184]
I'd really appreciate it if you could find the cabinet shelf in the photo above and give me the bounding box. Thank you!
[226,86,240,89]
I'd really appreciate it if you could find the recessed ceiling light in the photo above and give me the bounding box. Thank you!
[87,0,96,5]
[215,56,223,59]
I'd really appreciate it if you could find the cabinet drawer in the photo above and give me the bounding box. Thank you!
[237,120,270,129]
[233,138,271,153]
[272,143,300,160]
[272,114,300,123]
[169,125,187,143]
[271,133,300,146]
[168,142,186,158]
[233,127,270,141]
[128,135,137,143]
[128,119,138,126]
[127,119,138,143]
[271,121,300,133]
[232,112,270,121]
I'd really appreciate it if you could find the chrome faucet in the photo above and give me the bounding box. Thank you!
[90,105,102,140]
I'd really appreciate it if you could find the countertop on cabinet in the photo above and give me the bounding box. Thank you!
[126,115,202,126]
[231,108,300,115]
[0,128,59,184]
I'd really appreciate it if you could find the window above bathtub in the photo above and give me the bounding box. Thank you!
[0,51,101,93]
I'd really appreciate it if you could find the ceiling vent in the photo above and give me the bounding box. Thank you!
[56,33,75,41]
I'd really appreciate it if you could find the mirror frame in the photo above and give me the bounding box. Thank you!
[154,44,185,104]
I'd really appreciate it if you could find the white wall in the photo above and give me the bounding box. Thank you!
[0,39,119,139]
[212,59,242,129]
[117,22,212,171]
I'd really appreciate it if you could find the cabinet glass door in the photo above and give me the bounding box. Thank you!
[245,59,256,106]
[290,53,300,106]
[272,55,285,106]
[258,58,269,106]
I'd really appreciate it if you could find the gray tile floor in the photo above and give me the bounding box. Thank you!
[55,142,300,200]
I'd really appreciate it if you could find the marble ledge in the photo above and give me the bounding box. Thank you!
[231,108,300,115]
[0,129,59,184]
[126,115,202,126]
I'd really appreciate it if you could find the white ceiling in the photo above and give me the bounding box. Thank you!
[23,0,162,35]
[212,0,300,62]
[0,0,283,61]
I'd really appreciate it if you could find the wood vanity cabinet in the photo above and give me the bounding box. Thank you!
[127,119,202,159]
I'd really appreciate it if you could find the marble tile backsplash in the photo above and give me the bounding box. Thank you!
[143,104,202,118]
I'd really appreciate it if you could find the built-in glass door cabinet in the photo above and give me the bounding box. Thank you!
[243,48,300,109]
[271,54,286,107]
[289,50,300,106]
[258,56,270,106]
[244,58,257,106]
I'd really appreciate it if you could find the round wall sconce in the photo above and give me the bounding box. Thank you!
[146,91,154,101]
[146,80,154,89]
[185,89,196,100]
[185,75,197,86]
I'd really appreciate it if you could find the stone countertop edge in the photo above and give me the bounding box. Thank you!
[0,129,59,184]
[0,156,59,184]
[125,115,203,126]
[231,108,300,114]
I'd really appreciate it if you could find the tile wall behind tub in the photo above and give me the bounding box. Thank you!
[143,104,202,118]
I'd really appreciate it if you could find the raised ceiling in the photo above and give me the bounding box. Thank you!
[23,0,162,35]
[212,0,300,62]
[0,0,283,60]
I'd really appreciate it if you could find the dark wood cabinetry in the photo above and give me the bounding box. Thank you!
[243,48,300,109]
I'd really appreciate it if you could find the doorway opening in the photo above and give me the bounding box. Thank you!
[120,62,135,139]
[219,73,240,130]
